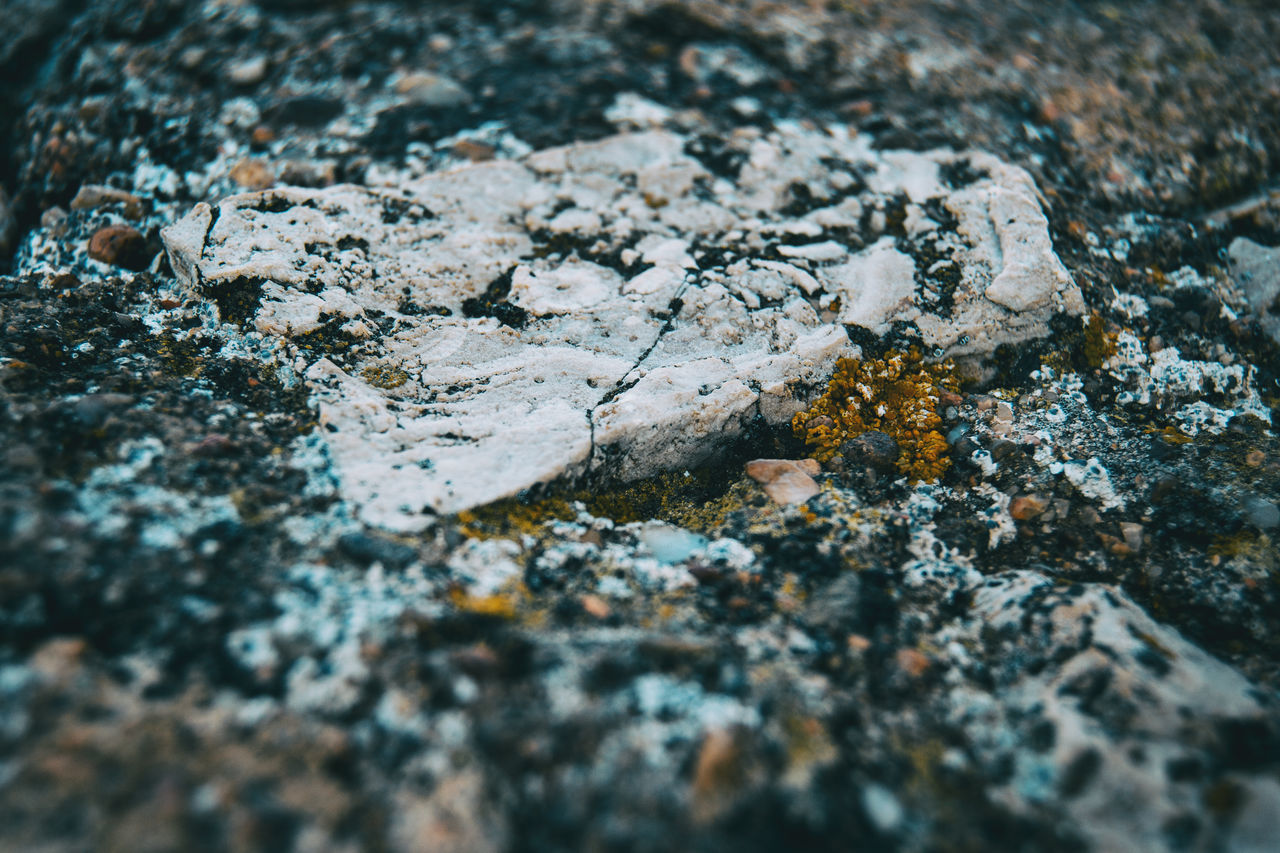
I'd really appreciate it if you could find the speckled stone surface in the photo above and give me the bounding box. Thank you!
[1,2,1279,852]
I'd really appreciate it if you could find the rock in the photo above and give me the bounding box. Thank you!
[1119,521,1144,553]
[87,224,149,270]
[839,430,900,474]
[229,158,275,190]
[163,127,1083,530]
[745,458,821,504]
[226,55,268,86]
[1008,494,1047,520]
[70,184,144,219]
[958,571,1272,852]
[580,594,611,619]
[1229,237,1280,343]
[637,523,710,563]
[1241,495,1279,530]
[394,72,470,107]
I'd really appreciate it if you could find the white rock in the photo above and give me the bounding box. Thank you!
[163,124,1083,529]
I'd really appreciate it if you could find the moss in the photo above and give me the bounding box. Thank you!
[1081,311,1118,369]
[792,348,960,481]
[454,466,755,541]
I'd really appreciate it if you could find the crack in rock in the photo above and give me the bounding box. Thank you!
[162,126,1083,531]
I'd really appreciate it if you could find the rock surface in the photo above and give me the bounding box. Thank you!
[1,2,1279,852]
[162,127,1080,527]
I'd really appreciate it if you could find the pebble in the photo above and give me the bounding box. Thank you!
[580,594,611,620]
[637,523,709,563]
[40,206,67,229]
[230,158,275,190]
[1241,496,1279,530]
[1008,494,1047,521]
[745,459,822,505]
[989,438,1020,461]
[227,55,268,86]
[394,72,470,108]
[1119,522,1144,553]
[70,184,144,219]
[840,431,900,474]
[87,224,149,270]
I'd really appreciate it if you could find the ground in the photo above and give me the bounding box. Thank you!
[1,2,1279,851]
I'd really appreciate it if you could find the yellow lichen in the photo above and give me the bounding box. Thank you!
[792,348,960,482]
[360,364,410,389]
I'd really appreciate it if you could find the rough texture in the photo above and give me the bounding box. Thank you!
[162,126,1080,527]
[2,2,1280,852]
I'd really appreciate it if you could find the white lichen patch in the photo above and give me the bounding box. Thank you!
[1105,331,1271,436]
[163,119,1083,530]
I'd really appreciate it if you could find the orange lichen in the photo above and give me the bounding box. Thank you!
[792,348,960,481]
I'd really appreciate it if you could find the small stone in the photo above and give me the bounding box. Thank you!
[580,594,611,620]
[636,523,708,563]
[746,459,822,481]
[1241,496,1279,530]
[227,55,268,86]
[40,206,67,229]
[250,125,276,146]
[1245,450,1265,468]
[87,224,149,270]
[452,139,496,162]
[230,158,275,190]
[191,433,235,457]
[1009,494,1047,521]
[861,783,904,833]
[840,430,900,474]
[895,648,930,677]
[70,184,144,219]
[1119,522,1144,553]
[691,728,745,824]
[394,72,470,108]
[989,438,1020,461]
[745,458,822,505]
[337,531,417,569]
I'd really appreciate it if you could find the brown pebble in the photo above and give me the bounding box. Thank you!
[1009,494,1047,521]
[230,157,275,190]
[938,390,963,408]
[691,728,745,823]
[745,458,821,482]
[250,125,276,146]
[580,594,611,620]
[1245,450,1265,468]
[895,648,930,677]
[87,224,149,270]
[452,139,497,162]
[70,184,144,219]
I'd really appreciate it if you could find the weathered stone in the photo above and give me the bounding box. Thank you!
[745,458,822,504]
[87,224,148,270]
[163,127,1083,530]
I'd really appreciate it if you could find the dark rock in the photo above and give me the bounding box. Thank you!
[839,430,899,474]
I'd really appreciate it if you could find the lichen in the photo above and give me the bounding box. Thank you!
[792,349,960,481]
[359,364,410,389]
